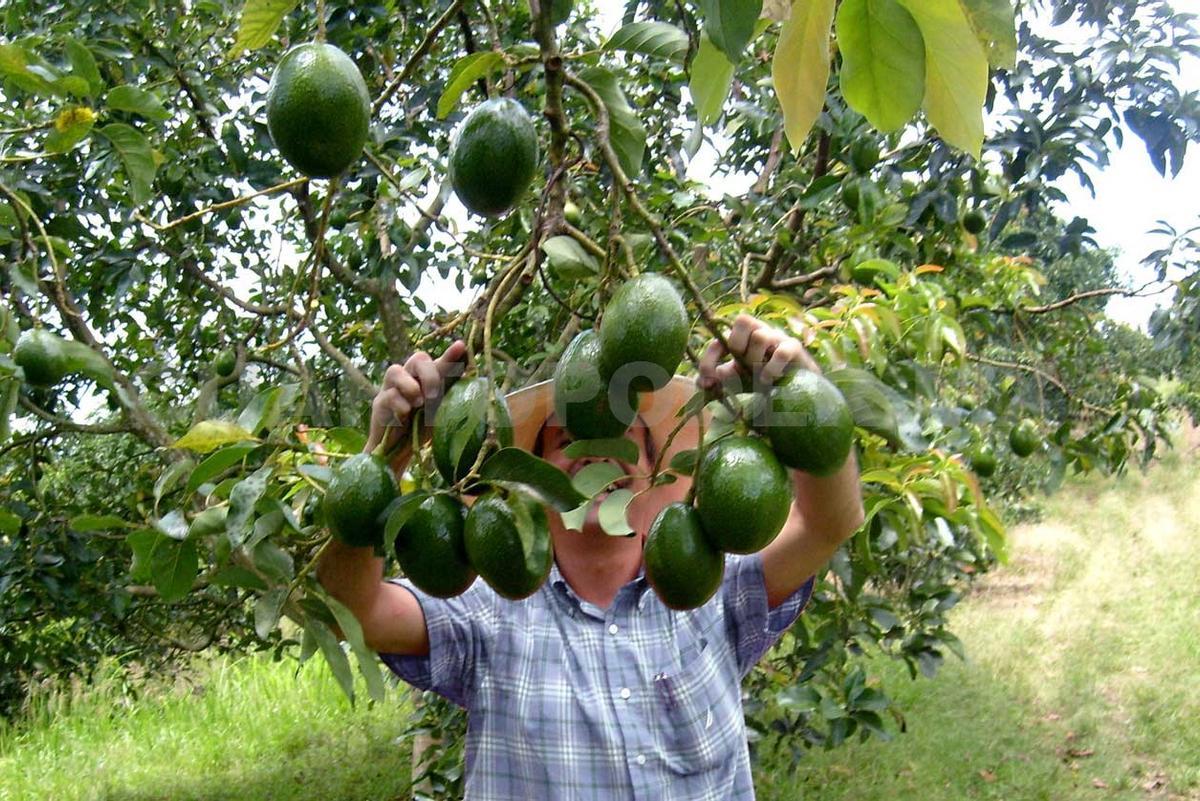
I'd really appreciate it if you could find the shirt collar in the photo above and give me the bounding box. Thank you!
[549,560,650,615]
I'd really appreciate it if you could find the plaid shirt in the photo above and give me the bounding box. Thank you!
[380,553,814,801]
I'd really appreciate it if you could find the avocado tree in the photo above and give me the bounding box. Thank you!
[1,0,1196,787]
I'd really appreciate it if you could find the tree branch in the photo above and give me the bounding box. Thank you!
[965,353,1113,416]
[771,264,839,289]
[19,397,132,435]
[308,322,375,397]
[139,177,308,233]
[754,132,832,288]
[373,0,469,114]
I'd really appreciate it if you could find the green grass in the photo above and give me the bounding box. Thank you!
[757,450,1200,801]
[0,654,414,801]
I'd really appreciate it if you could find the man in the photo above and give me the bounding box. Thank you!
[318,315,865,800]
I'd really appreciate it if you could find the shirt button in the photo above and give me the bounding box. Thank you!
[619,687,631,700]
[635,754,646,766]
[608,624,619,635]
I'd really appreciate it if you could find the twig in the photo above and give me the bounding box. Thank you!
[373,0,469,114]
[139,177,308,233]
[771,264,839,289]
[1020,283,1169,314]
[754,132,832,288]
[966,353,1112,416]
[563,72,744,371]
[19,397,131,435]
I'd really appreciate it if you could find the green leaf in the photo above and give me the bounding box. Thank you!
[975,503,1007,562]
[958,0,1017,70]
[127,529,162,582]
[561,438,639,464]
[0,377,15,447]
[382,493,428,554]
[69,513,130,532]
[0,508,22,536]
[96,123,157,205]
[322,426,367,454]
[44,106,95,154]
[154,458,194,511]
[570,462,625,498]
[210,566,268,591]
[186,441,259,494]
[437,52,504,119]
[150,537,199,602]
[598,489,635,536]
[700,0,763,62]
[540,235,599,279]
[897,0,989,158]
[668,448,698,474]
[0,43,59,96]
[254,587,288,639]
[604,21,690,62]
[837,0,926,132]
[560,502,590,532]
[578,67,646,178]
[64,39,102,94]
[58,339,115,389]
[306,613,356,702]
[827,367,901,446]
[236,384,299,436]
[773,0,836,152]
[325,594,387,703]
[173,420,256,453]
[105,85,170,121]
[690,33,736,126]
[480,447,587,512]
[228,0,300,57]
[252,540,294,582]
[226,465,272,548]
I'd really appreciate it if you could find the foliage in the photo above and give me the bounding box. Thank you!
[0,0,1196,792]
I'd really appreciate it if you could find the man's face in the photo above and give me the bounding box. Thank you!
[537,415,660,538]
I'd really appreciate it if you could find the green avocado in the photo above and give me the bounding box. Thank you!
[266,42,371,179]
[962,209,988,235]
[1009,419,1041,458]
[694,436,791,555]
[324,453,398,548]
[14,329,69,388]
[432,378,514,485]
[758,369,854,476]
[448,98,539,217]
[970,444,997,477]
[393,493,476,599]
[553,330,638,440]
[644,502,724,610]
[214,348,237,378]
[597,274,689,393]
[464,491,552,600]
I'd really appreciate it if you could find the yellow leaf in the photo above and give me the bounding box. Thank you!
[772,0,837,153]
[172,420,257,453]
[898,0,989,157]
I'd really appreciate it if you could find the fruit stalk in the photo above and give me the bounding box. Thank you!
[562,73,752,380]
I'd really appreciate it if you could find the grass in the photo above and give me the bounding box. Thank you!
[3,450,1197,800]
[757,449,1200,801]
[0,653,415,801]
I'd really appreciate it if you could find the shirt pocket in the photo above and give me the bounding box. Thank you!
[652,639,742,775]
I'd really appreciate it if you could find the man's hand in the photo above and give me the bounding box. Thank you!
[367,340,468,456]
[697,315,864,608]
[697,314,819,391]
